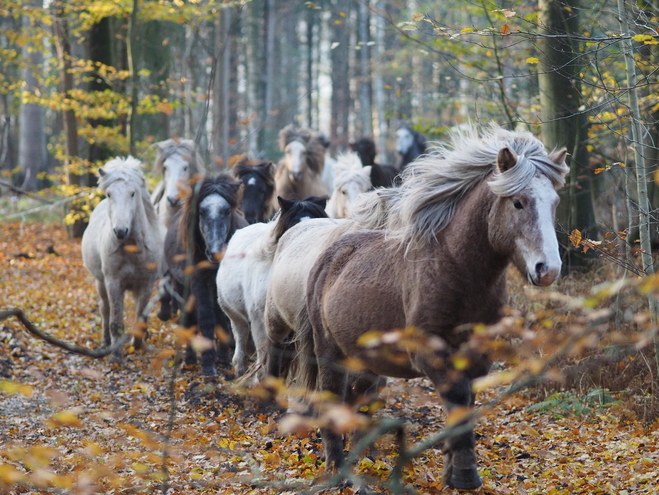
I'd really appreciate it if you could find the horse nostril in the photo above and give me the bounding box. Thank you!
[114,228,128,240]
[535,262,547,278]
[167,196,179,207]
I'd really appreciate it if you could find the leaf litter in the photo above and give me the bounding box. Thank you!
[1,222,658,494]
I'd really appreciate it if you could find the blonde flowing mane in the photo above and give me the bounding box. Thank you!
[333,152,371,191]
[352,124,568,249]
[98,156,157,222]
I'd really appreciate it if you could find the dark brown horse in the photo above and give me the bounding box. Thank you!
[301,125,569,489]
[163,174,247,375]
[232,158,275,224]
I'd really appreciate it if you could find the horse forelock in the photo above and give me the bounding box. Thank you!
[363,124,567,251]
[177,174,243,252]
[98,156,145,192]
[279,125,312,150]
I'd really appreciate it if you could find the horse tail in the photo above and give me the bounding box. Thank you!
[292,304,318,392]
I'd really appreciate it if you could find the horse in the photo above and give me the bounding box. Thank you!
[216,196,328,380]
[300,124,569,490]
[232,157,276,224]
[274,125,328,205]
[81,157,163,363]
[150,138,206,230]
[325,152,373,219]
[163,174,247,376]
[349,136,399,188]
[396,124,427,171]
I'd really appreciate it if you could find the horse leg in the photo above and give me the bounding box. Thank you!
[426,367,481,490]
[213,298,233,370]
[96,280,111,347]
[132,286,152,350]
[251,310,270,382]
[225,307,250,377]
[157,271,173,322]
[105,279,125,364]
[191,275,217,376]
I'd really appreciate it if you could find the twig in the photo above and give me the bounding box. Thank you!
[0,179,54,204]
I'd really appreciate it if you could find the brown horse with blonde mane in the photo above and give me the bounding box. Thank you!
[300,124,569,490]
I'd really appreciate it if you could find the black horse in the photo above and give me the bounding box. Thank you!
[162,174,247,376]
[349,137,399,188]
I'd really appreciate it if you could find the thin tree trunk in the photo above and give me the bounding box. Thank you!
[374,0,386,162]
[19,0,47,192]
[126,0,139,156]
[306,7,314,128]
[213,6,231,167]
[330,1,351,151]
[358,0,372,136]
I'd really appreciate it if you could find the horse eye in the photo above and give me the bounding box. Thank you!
[341,190,347,195]
[107,193,111,198]
[183,165,188,171]
[513,199,523,210]
[131,192,135,197]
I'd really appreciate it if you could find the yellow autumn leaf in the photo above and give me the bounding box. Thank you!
[473,370,517,393]
[446,406,471,426]
[0,464,26,484]
[500,24,510,35]
[0,380,33,397]
[569,229,582,247]
[461,27,477,34]
[49,409,83,427]
[411,13,424,21]
[526,57,540,64]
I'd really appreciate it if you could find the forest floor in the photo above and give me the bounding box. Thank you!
[1,221,659,495]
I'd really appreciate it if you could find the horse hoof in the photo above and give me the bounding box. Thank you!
[157,308,171,321]
[201,365,217,376]
[449,468,482,490]
[109,354,123,365]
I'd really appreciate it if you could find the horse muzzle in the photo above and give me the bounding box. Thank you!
[113,227,130,240]
[530,262,560,286]
[289,171,303,182]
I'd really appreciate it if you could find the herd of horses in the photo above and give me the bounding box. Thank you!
[80,122,567,490]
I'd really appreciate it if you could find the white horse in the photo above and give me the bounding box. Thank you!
[150,138,206,230]
[216,196,328,380]
[82,157,163,362]
[325,152,372,219]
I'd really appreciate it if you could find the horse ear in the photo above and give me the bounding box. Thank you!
[496,147,517,173]
[278,196,294,211]
[311,196,328,209]
[98,167,106,177]
[264,161,274,175]
[548,148,568,167]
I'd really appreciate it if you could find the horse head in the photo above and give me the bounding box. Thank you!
[283,140,308,183]
[396,126,415,155]
[156,140,199,208]
[98,158,147,241]
[180,175,243,261]
[233,159,275,224]
[488,147,568,286]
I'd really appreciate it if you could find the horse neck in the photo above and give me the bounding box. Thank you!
[130,197,153,246]
[436,182,508,285]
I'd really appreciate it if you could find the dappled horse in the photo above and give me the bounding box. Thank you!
[349,136,399,187]
[151,138,206,230]
[82,157,163,363]
[232,157,276,224]
[216,196,328,380]
[163,175,247,376]
[301,125,568,489]
[274,125,328,205]
[396,124,427,171]
[325,152,372,219]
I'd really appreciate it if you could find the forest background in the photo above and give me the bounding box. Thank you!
[3,0,659,493]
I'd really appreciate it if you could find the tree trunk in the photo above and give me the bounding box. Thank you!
[213,6,232,167]
[538,0,596,272]
[373,0,387,162]
[126,0,139,156]
[357,0,372,137]
[330,1,351,151]
[18,0,47,192]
